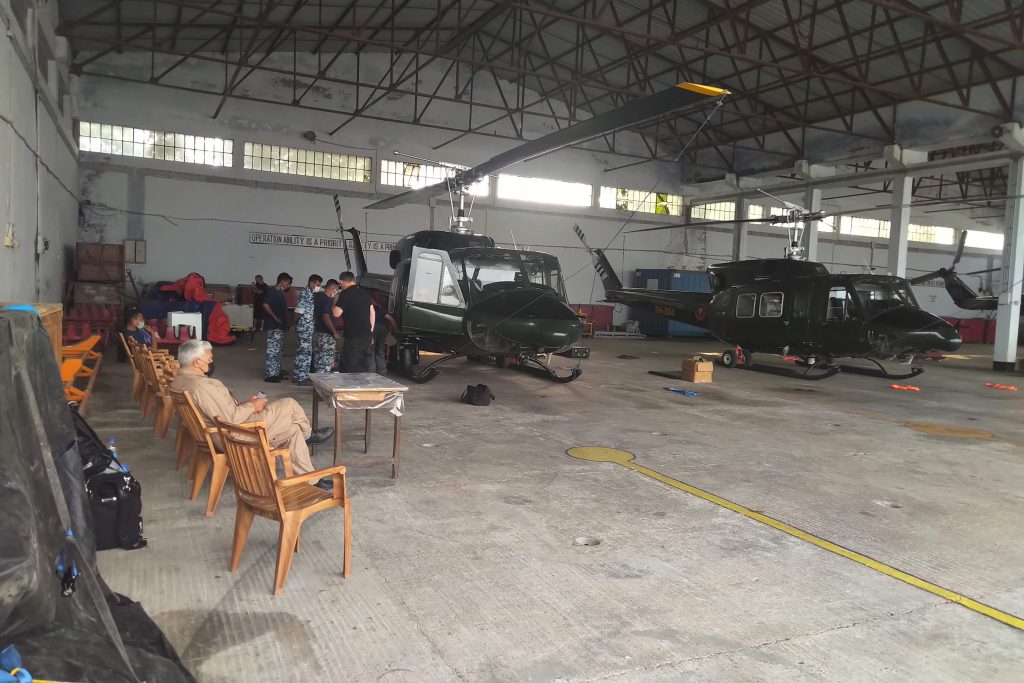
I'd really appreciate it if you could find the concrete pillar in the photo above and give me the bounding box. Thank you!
[993,156,1024,372]
[804,187,821,261]
[733,197,750,261]
[888,174,912,277]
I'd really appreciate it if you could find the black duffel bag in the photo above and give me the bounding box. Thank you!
[71,407,115,477]
[461,384,495,406]
[87,469,147,551]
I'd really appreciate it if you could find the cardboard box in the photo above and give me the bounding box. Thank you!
[681,357,714,383]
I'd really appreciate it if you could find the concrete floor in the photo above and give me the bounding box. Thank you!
[89,336,1024,682]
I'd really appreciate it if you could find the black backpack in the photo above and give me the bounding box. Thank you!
[71,407,115,477]
[87,470,147,551]
[461,384,495,406]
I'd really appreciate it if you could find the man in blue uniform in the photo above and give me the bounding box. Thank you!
[292,274,322,386]
[312,279,341,373]
[262,272,292,383]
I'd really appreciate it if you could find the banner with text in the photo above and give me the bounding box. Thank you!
[249,232,396,252]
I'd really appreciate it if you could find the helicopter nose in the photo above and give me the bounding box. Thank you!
[465,288,583,351]
[869,309,962,353]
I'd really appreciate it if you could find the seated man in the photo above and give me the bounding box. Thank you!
[125,310,158,350]
[171,340,334,489]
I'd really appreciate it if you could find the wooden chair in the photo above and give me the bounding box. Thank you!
[118,332,145,403]
[169,388,233,516]
[136,347,177,438]
[215,418,351,595]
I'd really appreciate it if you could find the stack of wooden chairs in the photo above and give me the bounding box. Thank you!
[119,332,179,440]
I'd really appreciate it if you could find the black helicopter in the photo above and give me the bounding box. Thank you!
[575,208,963,380]
[333,82,730,383]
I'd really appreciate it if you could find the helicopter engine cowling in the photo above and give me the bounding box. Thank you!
[464,285,584,353]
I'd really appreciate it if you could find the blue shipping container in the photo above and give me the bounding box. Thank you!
[667,270,711,337]
[630,269,671,335]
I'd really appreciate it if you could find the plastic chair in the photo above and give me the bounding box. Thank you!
[215,418,351,595]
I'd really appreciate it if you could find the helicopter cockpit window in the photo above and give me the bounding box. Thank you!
[735,292,756,318]
[826,286,855,321]
[460,252,566,297]
[411,252,462,307]
[758,292,784,318]
[853,281,918,318]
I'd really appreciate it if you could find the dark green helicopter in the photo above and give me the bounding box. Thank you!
[575,206,963,380]
[333,82,730,383]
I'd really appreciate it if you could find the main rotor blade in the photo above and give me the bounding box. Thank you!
[964,267,1000,276]
[626,215,798,234]
[366,82,729,210]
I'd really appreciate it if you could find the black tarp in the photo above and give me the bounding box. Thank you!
[0,310,194,682]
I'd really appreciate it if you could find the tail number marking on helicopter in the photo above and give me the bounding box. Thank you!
[655,306,677,317]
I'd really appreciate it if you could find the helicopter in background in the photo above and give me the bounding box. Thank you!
[575,204,963,380]
[334,82,730,382]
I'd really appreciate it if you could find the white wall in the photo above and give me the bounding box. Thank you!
[0,1,78,303]
[75,55,1003,322]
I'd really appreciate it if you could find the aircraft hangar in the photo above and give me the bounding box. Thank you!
[1,0,1023,680]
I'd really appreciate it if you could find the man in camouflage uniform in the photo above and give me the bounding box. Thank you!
[313,279,341,373]
[292,274,322,386]
[262,272,292,383]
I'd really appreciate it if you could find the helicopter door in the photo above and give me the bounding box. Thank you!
[787,286,809,343]
[404,247,466,335]
[820,284,864,354]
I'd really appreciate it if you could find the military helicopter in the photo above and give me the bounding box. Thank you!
[575,205,963,380]
[333,82,730,383]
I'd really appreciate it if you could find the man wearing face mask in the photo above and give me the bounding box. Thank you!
[171,340,334,487]
[262,272,293,383]
[292,274,322,386]
[125,310,158,350]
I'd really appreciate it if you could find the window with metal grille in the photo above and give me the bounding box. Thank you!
[690,201,735,221]
[244,143,370,183]
[379,159,488,195]
[78,122,233,167]
[839,216,890,239]
[965,231,1004,250]
[497,174,592,207]
[598,187,683,215]
[908,224,955,245]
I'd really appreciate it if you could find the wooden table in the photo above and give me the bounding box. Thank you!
[310,373,409,478]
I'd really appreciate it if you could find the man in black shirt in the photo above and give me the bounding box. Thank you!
[335,271,376,372]
[262,272,292,382]
[311,279,341,375]
[251,274,268,331]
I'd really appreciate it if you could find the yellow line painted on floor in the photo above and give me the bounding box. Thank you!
[566,446,1024,632]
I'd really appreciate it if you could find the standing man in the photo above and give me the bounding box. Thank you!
[292,274,322,386]
[312,279,341,373]
[251,274,268,332]
[263,272,292,383]
[335,271,376,372]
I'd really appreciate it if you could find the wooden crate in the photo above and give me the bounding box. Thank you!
[74,281,123,305]
[77,242,125,282]
[1,302,63,364]
[681,357,714,384]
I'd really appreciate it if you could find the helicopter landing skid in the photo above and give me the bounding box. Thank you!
[838,358,924,380]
